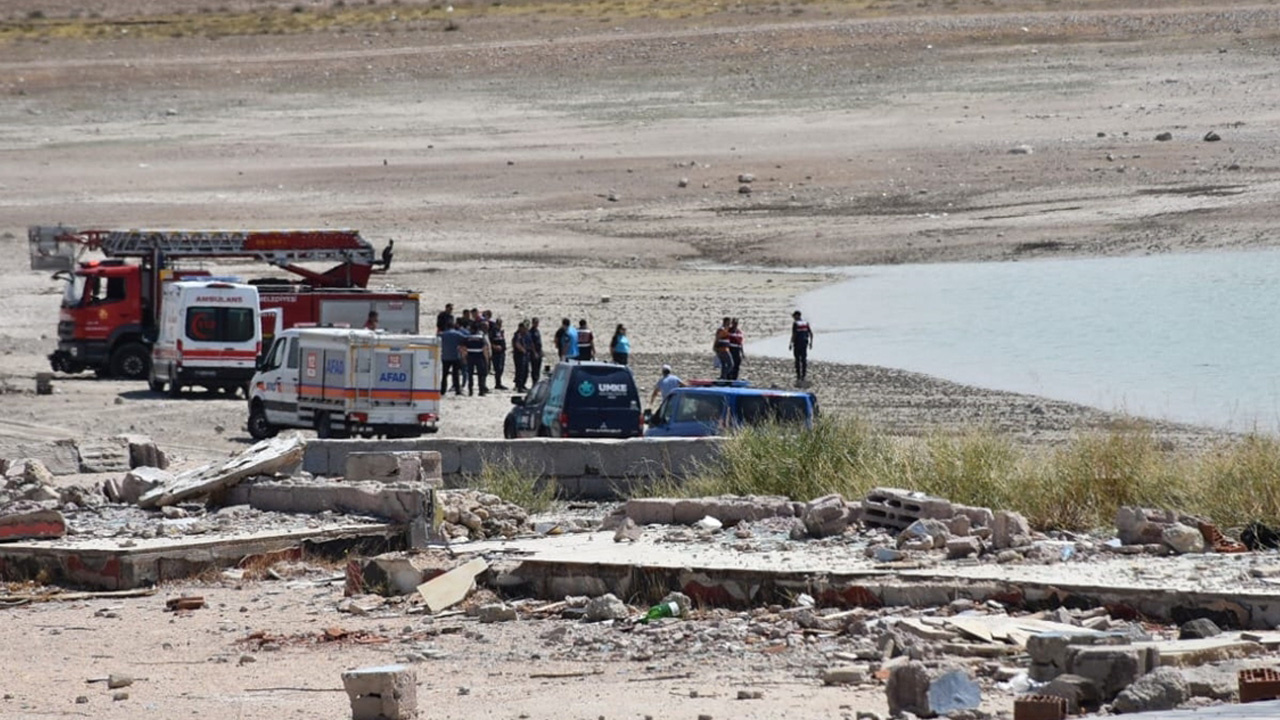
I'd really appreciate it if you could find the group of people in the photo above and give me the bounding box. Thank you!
[709,311,813,385]
[432,301,814,398]
[551,318,631,366]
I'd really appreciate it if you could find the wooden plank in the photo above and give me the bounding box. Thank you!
[417,558,488,613]
[138,434,304,508]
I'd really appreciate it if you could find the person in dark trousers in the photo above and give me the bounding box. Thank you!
[438,320,468,395]
[727,317,745,380]
[436,303,454,334]
[576,319,594,361]
[609,324,630,366]
[528,317,544,384]
[363,311,379,330]
[789,310,813,385]
[713,316,732,380]
[555,318,571,361]
[489,318,508,390]
[512,320,530,391]
[464,321,491,396]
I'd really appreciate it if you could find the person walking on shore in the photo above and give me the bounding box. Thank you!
[609,324,630,366]
[649,364,684,408]
[789,310,813,385]
[727,318,745,380]
[528,317,544,384]
[713,316,733,380]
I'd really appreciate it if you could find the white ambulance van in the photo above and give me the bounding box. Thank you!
[149,280,262,398]
[247,327,441,440]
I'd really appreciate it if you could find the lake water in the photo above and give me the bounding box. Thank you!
[752,250,1280,433]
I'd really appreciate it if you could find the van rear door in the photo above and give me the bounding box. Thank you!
[560,365,642,438]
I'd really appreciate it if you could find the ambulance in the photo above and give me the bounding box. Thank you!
[247,327,441,440]
[149,280,263,398]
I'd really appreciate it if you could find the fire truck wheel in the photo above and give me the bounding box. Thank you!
[110,343,150,380]
[248,402,278,440]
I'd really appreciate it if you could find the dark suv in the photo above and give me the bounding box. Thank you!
[504,361,643,439]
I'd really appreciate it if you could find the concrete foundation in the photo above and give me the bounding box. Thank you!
[224,480,428,523]
[0,523,400,590]
[305,437,723,499]
[472,532,1280,628]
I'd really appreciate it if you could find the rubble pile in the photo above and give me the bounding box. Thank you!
[438,490,530,540]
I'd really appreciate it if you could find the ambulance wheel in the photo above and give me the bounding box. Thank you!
[110,343,150,381]
[248,402,277,440]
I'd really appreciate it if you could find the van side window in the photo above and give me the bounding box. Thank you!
[286,338,300,369]
[262,339,285,370]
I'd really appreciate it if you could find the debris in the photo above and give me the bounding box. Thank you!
[861,487,954,531]
[613,517,643,543]
[887,661,981,717]
[337,595,387,616]
[1178,618,1222,640]
[584,593,629,622]
[416,557,488,613]
[1112,666,1189,713]
[802,493,853,538]
[694,515,723,532]
[992,510,1031,550]
[529,668,604,679]
[897,518,950,550]
[476,603,517,623]
[1241,521,1280,551]
[737,689,764,699]
[138,434,304,509]
[342,664,417,720]
[822,665,865,686]
[1198,522,1246,553]
[1040,673,1101,714]
[1162,523,1206,554]
[0,502,66,541]
[165,596,206,612]
[107,674,134,690]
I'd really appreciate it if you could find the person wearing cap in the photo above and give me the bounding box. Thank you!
[650,364,684,407]
[789,310,813,385]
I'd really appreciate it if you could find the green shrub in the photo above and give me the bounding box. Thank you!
[470,457,556,513]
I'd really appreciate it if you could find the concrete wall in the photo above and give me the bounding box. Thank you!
[303,438,725,500]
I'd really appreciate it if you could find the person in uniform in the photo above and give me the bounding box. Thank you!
[465,320,492,396]
[438,320,468,395]
[489,318,508,390]
[727,318,745,380]
[789,310,813,385]
[577,319,594,362]
[436,303,454,334]
[528,318,544,384]
[512,320,530,392]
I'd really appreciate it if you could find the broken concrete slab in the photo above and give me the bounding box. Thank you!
[76,437,131,474]
[223,478,427,523]
[345,451,442,487]
[1141,636,1264,667]
[103,467,171,505]
[345,552,452,597]
[887,661,980,717]
[138,434,304,509]
[417,557,487,613]
[1113,667,1189,714]
[0,502,66,542]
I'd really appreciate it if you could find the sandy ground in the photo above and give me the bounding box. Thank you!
[1,0,1278,716]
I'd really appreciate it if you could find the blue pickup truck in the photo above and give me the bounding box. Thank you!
[644,380,817,437]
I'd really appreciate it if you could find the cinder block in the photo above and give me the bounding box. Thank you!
[1014,694,1067,720]
[1240,667,1280,703]
[342,664,417,720]
[1066,645,1156,700]
[861,487,954,530]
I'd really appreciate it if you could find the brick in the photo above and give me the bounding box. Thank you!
[1240,667,1280,703]
[1014,694,1067,720]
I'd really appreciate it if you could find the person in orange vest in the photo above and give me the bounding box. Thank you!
[727,318,745,380]
[577,319,595,361]
[713,316,732,380]
[789,310,813,385]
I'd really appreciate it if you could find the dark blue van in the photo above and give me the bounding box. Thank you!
[504,361,643,439]
[644,382,817,437]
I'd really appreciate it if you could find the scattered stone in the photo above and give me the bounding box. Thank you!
[337,595,387,616]
[1041,673,1101,714]
[613,517,643,543]
[802,494,853,538]
[476,603,517,623]
[112,692,129,701]
[946,536,981,559]
[887,661,980,717]
[1113,666,1189,713]
[737,173,755,183]
[1178,618,1222,640]
[1156,132,1173,141]
[106,674,133,690]
[1162,523,1206,554]
[1009,144,1034,154]
[584,593,629,622]
[75,696,89,704]
[1203,130,1221,142]
[342,665,417,720]
[897,518,950,550]
[104,467,172,505]
[736,689,763,699]
[823,665,865,686]
[992,510,1031,549]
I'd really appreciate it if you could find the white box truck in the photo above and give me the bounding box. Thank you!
[247,327,442,440]
[150,280,263,398]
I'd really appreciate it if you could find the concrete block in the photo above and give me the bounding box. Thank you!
[118,435,168,470]
[625,498,675,525]
[341,664,417,720]
[105,466,172,505]
[672,498,710,525]
[803,494,853,538]
[0,503,66,541]
[1040,673,1101,713]
[225,481,426,523]
[954,504,994,528]
[590,440,666,479]
[862,487,954,530]
[887,661,980,717]
[346,451,443,487]
[1066,644,1157,700]
[1113,666,1189,713]
[1027,630,1123,681]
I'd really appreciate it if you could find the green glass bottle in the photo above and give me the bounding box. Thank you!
[642,600,680,623]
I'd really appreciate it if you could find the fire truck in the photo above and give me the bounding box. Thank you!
[28,226,413,381]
